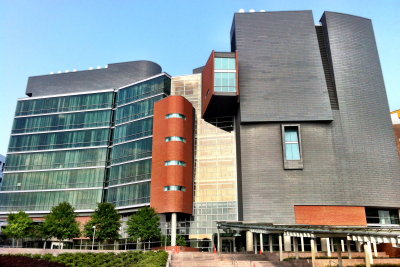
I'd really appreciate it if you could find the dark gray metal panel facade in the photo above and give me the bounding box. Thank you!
[232,11,333,122]
[321,12,400,206]
[236,12,400,224]
[26,61,162,97]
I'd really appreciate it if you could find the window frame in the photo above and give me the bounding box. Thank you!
[281,124,303,170]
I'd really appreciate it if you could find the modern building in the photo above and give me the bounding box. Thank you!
[0,61,169,220]
[1,10,399,254]
[0,155,5,188]
[391,109,400,158]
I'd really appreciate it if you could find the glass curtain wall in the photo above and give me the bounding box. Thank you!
[171,74,238,246]
[2,74,170,213]
[105,74,170,208]
[0,91,113,212]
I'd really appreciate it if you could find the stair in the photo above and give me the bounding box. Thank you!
[170,252,311,267]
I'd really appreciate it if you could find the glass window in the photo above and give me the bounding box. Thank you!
[117,75,171,106]
[105,182,150,207]
[164,160,186,167]
[165,136,186,143]
[366,208,400,225]
[165,113,186,120]
[214,72,236,92]
[214,58,236,70]
[12,110,112,134]
[15,92,114,116]
[164,185,186,192]
[284,126,301,160]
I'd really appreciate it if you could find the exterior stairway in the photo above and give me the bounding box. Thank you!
[170,252,311,267]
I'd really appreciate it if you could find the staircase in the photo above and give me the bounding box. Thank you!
[170,252,311,267]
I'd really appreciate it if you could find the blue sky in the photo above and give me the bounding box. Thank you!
[1,0,399,155]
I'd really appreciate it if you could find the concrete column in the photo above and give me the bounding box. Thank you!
[294,237,299,259]
[246,231,253,252]
[321,238,328,252]
[337,242,343,267]
[372,242,378,257]
[278,234,283,261]
[311,238,316,267]
[356,241,361,252]
[171,213,177,246]
[300,237,305,252]
[367,241,374,264]
[327,238,332,257]
[217,229,221,253]
[364,243,372,267]
[260,233,264,253]
[269,234,273,252]
[284,235,292,251]
[254,233,258,254]
[341,240,345,252]
[330,238,335,252]
[346,240,352,259]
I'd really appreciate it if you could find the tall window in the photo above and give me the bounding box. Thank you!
[214,57,237,93]
[284,127,301,160]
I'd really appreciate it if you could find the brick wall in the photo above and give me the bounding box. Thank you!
[295,206,367,226]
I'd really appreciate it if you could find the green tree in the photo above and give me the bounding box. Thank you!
[176,235,187,246]
[127,207,161,249]
[84,202,121,243]
[42,202,80,243]
[3,211,34,247]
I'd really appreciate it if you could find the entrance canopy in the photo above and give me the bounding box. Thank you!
[217,221,400,245]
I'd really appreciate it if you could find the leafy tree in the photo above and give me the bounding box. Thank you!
[3,211,34,247]
[176,235,187,246]
[42,202,80,242]
[161,234,186,246]
[127,207,161,246]
[84,202,121,242]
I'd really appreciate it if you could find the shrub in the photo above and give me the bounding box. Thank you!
[0,251,169,267]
